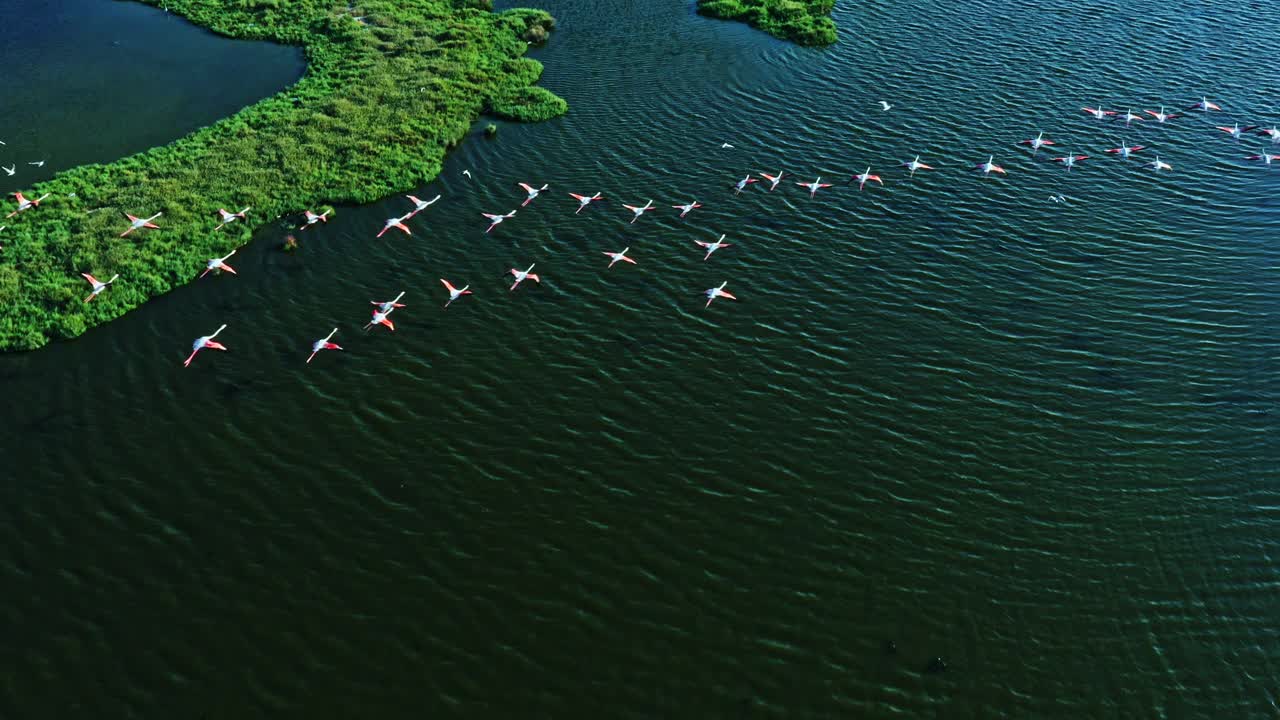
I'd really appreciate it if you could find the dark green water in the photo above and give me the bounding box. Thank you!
[2,0,1278,717]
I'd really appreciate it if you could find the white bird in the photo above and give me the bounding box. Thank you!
[879,101,893,111]
[1048,194,1069,204]
[462,169,472,179]
[1146,156,1172,172]
[1,165,13,176]
[28,161,44,167]
[720,142,734,149]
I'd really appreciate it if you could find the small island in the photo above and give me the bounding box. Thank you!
[0,0,566,351]
[697,0,838,46]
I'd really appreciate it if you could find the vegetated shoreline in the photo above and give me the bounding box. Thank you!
[0,0,566,351]
[696,0,837,46]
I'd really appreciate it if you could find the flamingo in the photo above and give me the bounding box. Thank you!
[1257,127,1280,144]
[1082,105,1117,120]
[1019,132,1055,152]
[199,249,237,278]
[364,307,396,332]
[704,281,736,308]
[405,194,441,217]
[973,156,1006,176]
[1146,156,1173,172]
[622,200,655,223]
[299,209,330,229]
[80,272,119,303]
[902,155,934,176]
[183,324,228,367]
[214,206,250,231]
[1216,123,1259,140]
[850,166,883,190]
[569,192,604,214]
[1119,109,1144,126]
[370,291,406,314]
[759,171,785,191]
[1105,142,1146,159]
[673,200,702,218]
[482,209,516,233]
[509,263,539,291]
[440,279,471,307]
[733,175,758,195]
[1186,97,1221,112]
[376,214,411,238]
[1145,106,1182,123]
[120,212,162,237]
[517,183,547,207]
[306,328,342,364]
[1051,153,1088,170]
[796,176,833,198]
[602,247,636,268]
[6,192,50,218]
[695,234,731,261]
[1245,152,1280,165]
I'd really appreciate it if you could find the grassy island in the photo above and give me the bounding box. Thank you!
[0,0,565,351]
[697,0,837,46]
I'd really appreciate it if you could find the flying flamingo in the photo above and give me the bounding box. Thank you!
[376,214,411,238]
[1019,132,1055,152]
[365,306,396,332]
[120,212,162,237]
[673,200,702,218]
[602,247,636,268]
[306,328,342,363]
[299,209,330,229]
[183,324,228,367]
[482,209,516,233]
[850,166,883,190]
[1051,153,1088,170]
[509,263,540,291]
[1257,127,1280,143]
[759,171,785,191]
[569,192,604,214]
[1216,123,1259,140]
[371,291,406,315]
[1119,109,1144,126]
[214,206,250,231]
[6,192,50,218]
[902,155,934,176]
[1186,97,1221,112]
[440,279,471,307]
[199,249,237,278]
[1105,142,1146,159]
[733,175,758,195]
[517,183,548,207]
[704,281,736,308]
[1245,152,1280,165]
[1082,105,1117,120]
[405,194,441,217]
[622,200,655,223]
[695,234,731,261]
[1146,156,1173,172]
[973,156,1007,176]
[796,176,833,198]
[1145,106,1182,123]
[80,272,119,303]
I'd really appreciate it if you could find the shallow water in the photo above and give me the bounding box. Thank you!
[1,0,1278,717]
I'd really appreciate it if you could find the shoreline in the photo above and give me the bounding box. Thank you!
[0,0,566,351]
[696,0,838,46]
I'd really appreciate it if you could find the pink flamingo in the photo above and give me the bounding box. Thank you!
[1186,96,1221,112]
[199,249,237,278]
[622,200,655,223]
[569,192,604,214]
[183,324,227,367]
[759,171,785,191]
[1216,123,1259,140]
[307,328,342,364]
[509,263,540,291]
[1119,109,1144,126]
[376,214,412,238]
[704,281,736,308]
[1051,153,1088,170]
[80,272,119,303]
[673,200,702,218]
[695,234,731,261]
[1105,142,1146,159]
[796,176,833,198]
[1145,106,1182,123]
[120,212,162,237]
[1082,105,1117,120]
[214,206,250,231]
[851,166,883,190]
[902,155,934,176]
[405,194,440,218]
[482,209,516,233]
[1146,156,1173,172]
[733,175,758,195]
[1257,127,1280,144]
[364,306,397,332]
[1018,132,1055,152]
[602,247,636,268]
[440,279,471,308]
[370,291,406,315]
[6,192,50,219]
[517,183,548,207]
[972,156,1006,176]
[1245,152,1280,165]
[299,209,330,229]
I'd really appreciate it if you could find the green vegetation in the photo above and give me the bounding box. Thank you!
[484,123,499,137]
[697,0,837,46]
[0,0,565,351]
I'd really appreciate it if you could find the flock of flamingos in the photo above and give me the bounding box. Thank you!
[3,96,1278,366]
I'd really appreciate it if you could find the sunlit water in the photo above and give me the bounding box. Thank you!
[1,0,1277,717]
